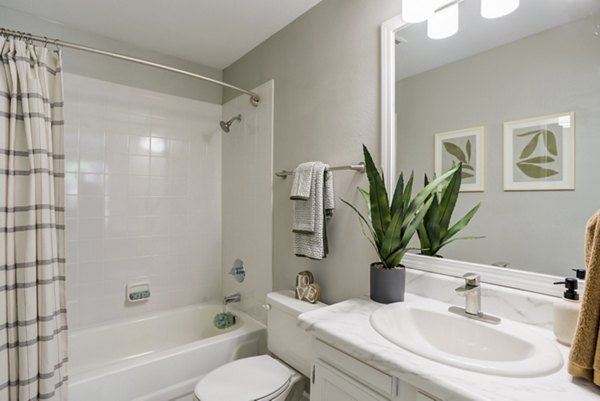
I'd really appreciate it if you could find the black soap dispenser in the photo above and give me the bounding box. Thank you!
[552,277,581,346]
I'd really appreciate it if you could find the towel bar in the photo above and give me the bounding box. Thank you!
[275,162,365,179]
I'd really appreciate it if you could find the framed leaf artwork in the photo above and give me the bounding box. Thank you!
[435,127,485,192]
[504,113,575,191]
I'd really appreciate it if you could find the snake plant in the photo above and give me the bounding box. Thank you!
[417,164,482,257]
[342,146,458,269]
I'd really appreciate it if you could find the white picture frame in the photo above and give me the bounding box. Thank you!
[434,127,485,192]
[504,112,575,191]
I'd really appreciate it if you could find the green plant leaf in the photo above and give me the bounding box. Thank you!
[517,129,543,137]
[466,140,472,163]
[443,142,467,163]
[543,130,558,156]
[400,166,457,231]
[444,203,482,241]
[380,207,406,266]
[390,172,404,218]
[461,172,474,179]
[416,165,482,257]
[340,198,378,248]
[417,223,431,256]
[402,172,414,214]
[519,156,555,164]
[357,187,371,219]
[517,162,559,179]
[519,133,541,159]
[362,145,391,245]
[463,164,475,171]
[424,194,441,254]
[398,196,435,254]
[357,214,381,257]
[438,165,462,239]
[386,195,435,266]
[440,235,486,248]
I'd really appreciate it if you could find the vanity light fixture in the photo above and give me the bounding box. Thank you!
[427,2,459,40]
[402,0,520,40]
[481,0,520,19]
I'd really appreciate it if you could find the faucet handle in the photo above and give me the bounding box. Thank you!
[462,272,480,287]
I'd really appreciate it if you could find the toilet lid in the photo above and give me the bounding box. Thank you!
[195,355,291,401]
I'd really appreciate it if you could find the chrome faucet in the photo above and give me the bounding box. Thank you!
[449,273,501,324]
[223,293,241,305]
[455,273,482,316]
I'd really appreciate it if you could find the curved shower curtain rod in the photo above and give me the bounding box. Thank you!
[0,27,261,107]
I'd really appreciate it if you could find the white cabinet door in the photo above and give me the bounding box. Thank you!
[311,360,391,401]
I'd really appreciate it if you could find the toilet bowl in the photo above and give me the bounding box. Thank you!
[194,355,303,401]
[193,291,323,401]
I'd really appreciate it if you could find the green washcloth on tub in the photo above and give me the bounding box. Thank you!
[214,312,236,329]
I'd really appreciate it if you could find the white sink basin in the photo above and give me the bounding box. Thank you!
[370,297,563,377]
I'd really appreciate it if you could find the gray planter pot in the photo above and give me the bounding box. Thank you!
[370,263,406,304]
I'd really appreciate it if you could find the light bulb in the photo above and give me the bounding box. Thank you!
[427,3,459,40]
[402,0,434,23]
[481,0,519,19]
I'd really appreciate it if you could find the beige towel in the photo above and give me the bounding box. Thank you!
[569,210,600,385]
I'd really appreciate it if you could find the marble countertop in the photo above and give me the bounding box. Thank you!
[298,293,600,401]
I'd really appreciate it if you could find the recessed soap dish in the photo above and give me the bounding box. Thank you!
[127,282,151,303]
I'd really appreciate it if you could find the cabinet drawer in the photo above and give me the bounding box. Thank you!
[416,391,441,401]
[314,339,395,397]
[312,360,390,401]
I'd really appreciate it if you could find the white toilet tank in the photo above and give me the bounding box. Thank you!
[266,290,324,377]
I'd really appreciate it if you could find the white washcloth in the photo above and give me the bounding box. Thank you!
[292,162,335,260]
[290,162,315,200]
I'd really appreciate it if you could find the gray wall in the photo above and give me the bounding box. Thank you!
[0,6,222,103]
[396,15,600,276]
[223,0,402,303]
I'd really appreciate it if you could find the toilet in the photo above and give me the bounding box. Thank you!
[194,290,324,401]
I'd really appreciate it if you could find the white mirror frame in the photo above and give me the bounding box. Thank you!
[380,15,569,297]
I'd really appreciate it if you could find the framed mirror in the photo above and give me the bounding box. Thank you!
[381,0,600,295]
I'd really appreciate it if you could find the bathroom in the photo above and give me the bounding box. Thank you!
[1,0,600,400]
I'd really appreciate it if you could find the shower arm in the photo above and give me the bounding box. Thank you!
[0,27,261,107]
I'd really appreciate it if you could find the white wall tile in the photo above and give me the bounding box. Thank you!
[128,176,150,196]
[65,173,79,195]
[79,153,104,174]
[79,174,104,196]
[105,132,129,153]
[78,196,105,218]
[104,175,129,196]
[150,137,168,156]
[78,218,104,240]
[129,155,150,176]
[150,156,168,176]
[129,135,151,155]
[79,127,105,153]
[104,152,129,174]
[64,73,222,329]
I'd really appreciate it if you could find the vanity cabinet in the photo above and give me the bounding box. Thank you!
[311,360,390,401]
[310,339,442,401]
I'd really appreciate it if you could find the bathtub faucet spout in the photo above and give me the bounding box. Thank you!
[223,293,241,305]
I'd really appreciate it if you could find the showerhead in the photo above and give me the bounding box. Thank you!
[219,114,242,133]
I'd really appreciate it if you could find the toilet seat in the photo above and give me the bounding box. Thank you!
[194,355,292,401]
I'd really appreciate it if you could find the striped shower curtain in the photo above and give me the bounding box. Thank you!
[0,37,69,400]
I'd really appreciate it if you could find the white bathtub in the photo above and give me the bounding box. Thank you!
[68,304,266,401]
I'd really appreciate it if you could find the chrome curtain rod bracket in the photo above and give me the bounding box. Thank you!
[275,162,366,179]
[0,27,261,107]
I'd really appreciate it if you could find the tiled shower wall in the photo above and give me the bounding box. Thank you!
[63,74,222,329]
